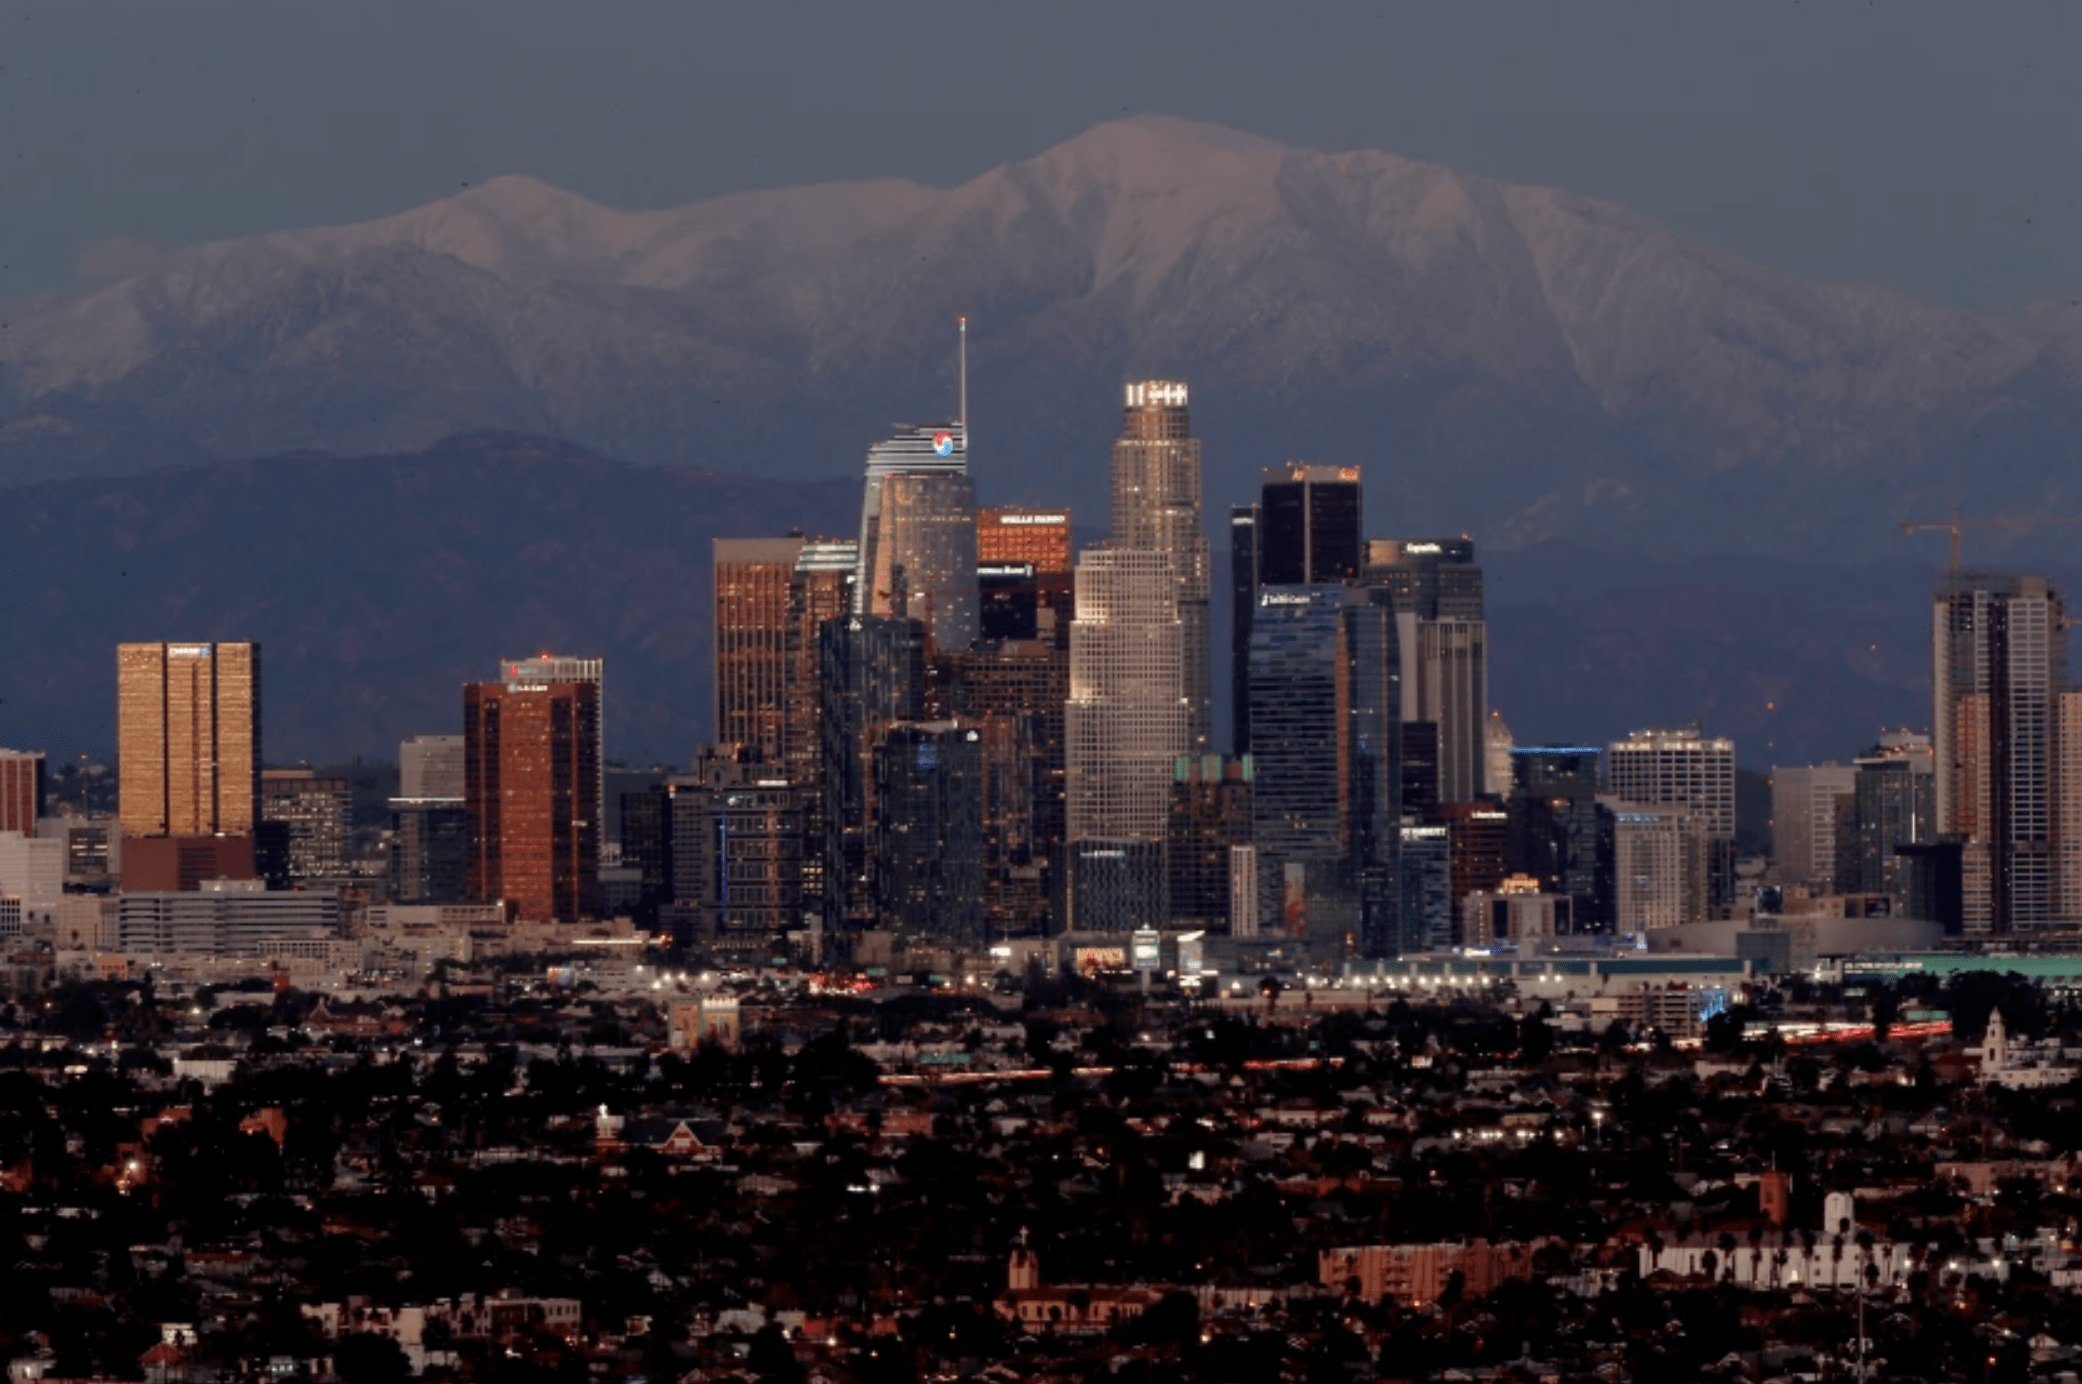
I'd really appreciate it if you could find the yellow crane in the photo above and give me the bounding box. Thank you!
[1899,506,2082,572]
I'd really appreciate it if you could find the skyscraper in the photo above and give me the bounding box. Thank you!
[1257,465,1362,585]
[1229,504,1260,754]
[1247,586,1402,957]
[1066,548,1188,846]
[856,422,978,655]
[463,676,601,923]
[1770,762,1859,891]
[664,747,809,962]
[0,750,45,836]
[1853,730,1937,897]
[1606,725,1736,921]
[977,508,1073,645]
[498,653,604,855]
[874,721,986,942]
[820,614,929,930]
[1505,746,1615,933]
[1364,538,1489,802]
[260,769,352,881]
[1933,571,2067,932]
[1232,465,1362,762]
[399,735,466,801]
[713,536,806,760]
[117,642,261,839]
[1111,381,1211,751]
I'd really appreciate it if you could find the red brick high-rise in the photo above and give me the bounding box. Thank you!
[464,678,600,924]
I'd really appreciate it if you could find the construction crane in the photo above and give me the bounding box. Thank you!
[1899,506,2082,572]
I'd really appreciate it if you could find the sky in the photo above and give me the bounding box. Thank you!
[3,0,2081,312]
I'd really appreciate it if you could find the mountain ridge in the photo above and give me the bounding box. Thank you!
[5,115,2082,560]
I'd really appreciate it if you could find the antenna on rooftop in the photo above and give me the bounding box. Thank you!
[958,316,968,429]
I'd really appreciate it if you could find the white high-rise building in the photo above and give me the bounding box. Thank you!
[1606,802,1707,931]
[1607,726,1736,920]
[1933,573,2066,932]
[399,736,466,801]
[1771,763,1859,890]
[1066,549,1187,846]
[1110,381,1211,753]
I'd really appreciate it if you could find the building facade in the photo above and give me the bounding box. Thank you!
[0,750,45,835]
[1110,382,1211,752]
[1364,538,1489,803]
[463,677,602,924]
[117,642,261,839]
[1933,572,2067,933]
[260,769,353,881]
[1771,762,1860,891]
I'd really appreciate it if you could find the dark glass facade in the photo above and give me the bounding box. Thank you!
[874,721,986,942]
[389,799,469,904]
[819,614,928,931]
[1505,746,1616,933]
[1167,754,1253,930]
[1246,586,1401,957]
[1257,466,1362,585]
[1229,504,1260,756]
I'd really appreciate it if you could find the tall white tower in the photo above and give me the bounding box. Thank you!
[1065,548,1187,845]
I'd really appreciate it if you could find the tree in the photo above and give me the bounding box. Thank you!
[334,1333,412,1384]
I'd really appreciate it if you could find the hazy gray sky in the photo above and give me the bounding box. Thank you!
[4,0,2079,310]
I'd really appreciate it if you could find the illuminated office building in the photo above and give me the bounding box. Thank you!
[1607,725,1737,919]
[1066,549,1187,845]
[117,642,261,839]
[856,423,977,654]
[260,769,352,881]
[1167,755,1252,931]
[874,721,986,942]
[820,614,929,929]
[497,653,604,855]
[463,676,601,924]
[1232,465,1362,761]
[1853,731,1937,898]
[1111,382,1211,751]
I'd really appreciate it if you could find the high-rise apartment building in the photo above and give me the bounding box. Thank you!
[1247,586,1402,957]
[260,769,353,881]
[1606,725,1736,918]
[1066,548,1188,846]
[1770,763,1859,891]
[856,423,978,654]
[1853,731,1937,897]
[463,676,601,924]
[1933,572,2067,933]
[1111,382,1212,751]
[117,642,261,839]
[1364,539,1489,802]
[0,750,45,835]
[399,735,466,801]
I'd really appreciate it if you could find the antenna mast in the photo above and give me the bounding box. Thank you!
[958,316,968,429]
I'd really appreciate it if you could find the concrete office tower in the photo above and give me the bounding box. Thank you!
[1770,763,1860,890]
[1607,725,1736,917]
[1933,572,2067,933]
[498,653,604,857]
[1111,382,1212,752]
[1853,731,1937,896]
[399,735,465,801]
[463,677,601,924]
[260,769,352,881]
[856,422,977,654]
[117,642,261,839]
[1607,802,1708,931]
[1066,549,1188,846]
[0,751,45,835]
[1364,539,1490,802]
[1247,586,1403,957]
[874,721,986,943]
[1229,504,1260,754]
